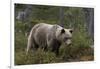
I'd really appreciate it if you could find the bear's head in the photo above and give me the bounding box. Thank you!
[55,26,73,46]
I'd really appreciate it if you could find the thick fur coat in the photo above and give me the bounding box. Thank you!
[26,23,72,55]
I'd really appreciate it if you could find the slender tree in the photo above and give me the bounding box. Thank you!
[59,7,64,27]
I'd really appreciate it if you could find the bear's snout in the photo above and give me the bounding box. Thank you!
[65,39,72,46]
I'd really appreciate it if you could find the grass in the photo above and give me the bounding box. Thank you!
[15,32,94,65]
[15,21,94,65]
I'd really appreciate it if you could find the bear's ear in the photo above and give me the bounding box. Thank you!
[61,29,65,34]
[69,29,73,33]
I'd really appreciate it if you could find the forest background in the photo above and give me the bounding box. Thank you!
[15,4,94,65]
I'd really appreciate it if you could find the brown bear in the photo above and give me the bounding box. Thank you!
[26,23,73,55]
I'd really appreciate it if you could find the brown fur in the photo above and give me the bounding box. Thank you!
[26,23,72,55]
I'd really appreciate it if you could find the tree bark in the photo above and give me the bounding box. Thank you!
[83,8,94,40]
[59,7,64,27]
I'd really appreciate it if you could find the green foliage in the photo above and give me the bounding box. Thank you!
[15,33,27,52]
[15,21,94,65]
[15,4,94,65]
[15,49,62,65]
[59,30,93,61]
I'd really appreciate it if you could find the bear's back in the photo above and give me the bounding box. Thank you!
[33,23,54,47]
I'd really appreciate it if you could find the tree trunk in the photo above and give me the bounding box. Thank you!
[59,7,64,27]
[83,8,94,40]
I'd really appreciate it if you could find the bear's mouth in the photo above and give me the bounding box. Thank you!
[67,43,72,46]
[62,41,72,46]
